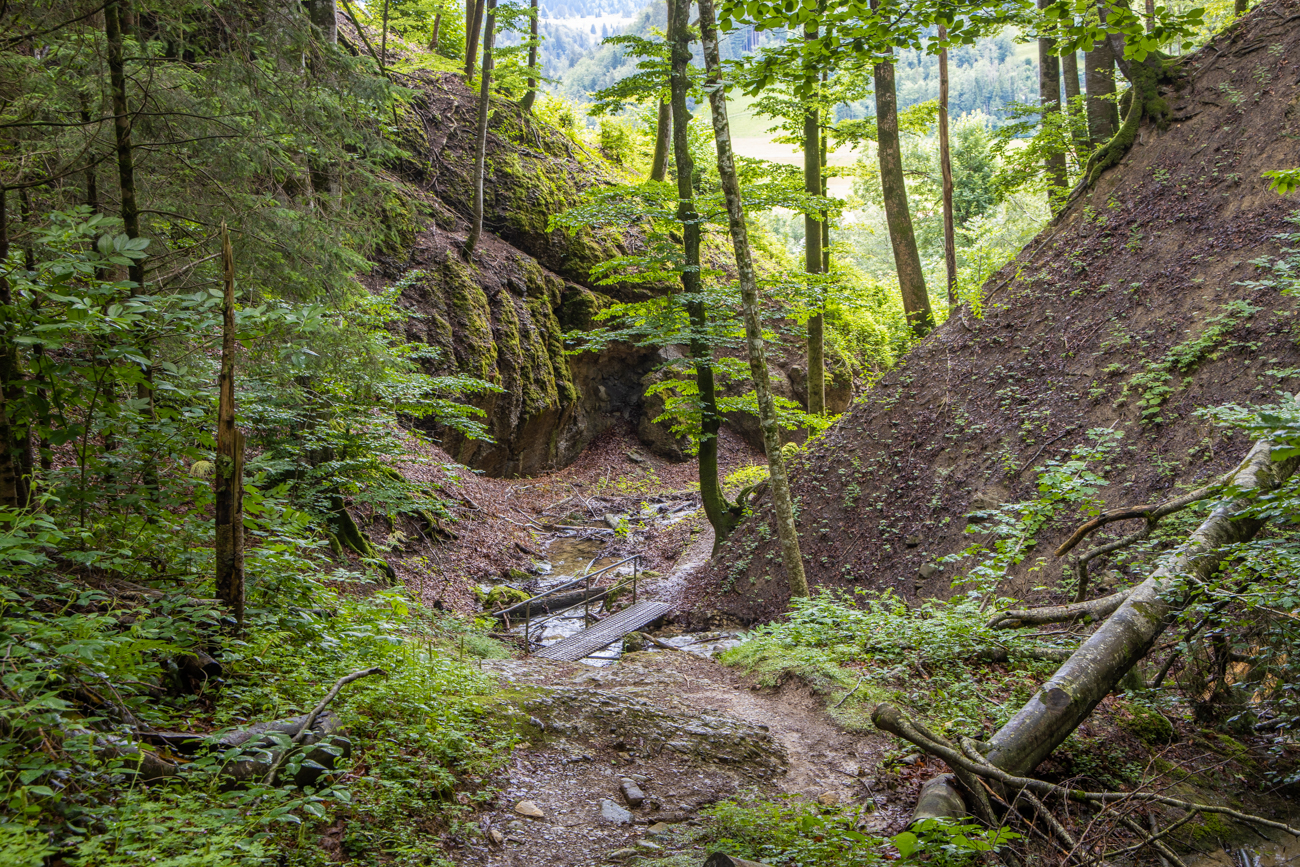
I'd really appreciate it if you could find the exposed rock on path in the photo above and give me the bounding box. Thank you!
[466,652,906,867]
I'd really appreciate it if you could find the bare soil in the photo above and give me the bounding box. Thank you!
[689,0,1300,624]
[341,421,761,613]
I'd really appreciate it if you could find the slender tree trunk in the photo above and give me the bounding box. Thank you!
[465,0,485,78]
[650,0,674,184]
[430,12,441,51]
[464,0,496,257]
[215,224,245,631]
[520,0,540,111]
[0,189,24,510]
[1061,47,1087,161]
[937,26,957,311]
[1084,41,1119,144]
[803,25,824,416]
[1145,0,1155,29]
[1038,0,1068,204]
[308,0,338,44]
[819,82,828,277]
[14,191,34,494]
[697,0,808,598]
[105,0,154,421]
[668,0,734,547]
[379,0,391,68]
[873,51,932,336]
[984,436,1300,775]
[1234,0,1248,13]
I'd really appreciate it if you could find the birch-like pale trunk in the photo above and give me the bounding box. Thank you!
[697,0,808,597]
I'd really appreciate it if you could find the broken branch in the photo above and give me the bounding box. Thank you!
[987,590,1130,630]
[871,703,1300,838]
[1055,481,1223,558]
[262,667,385,785]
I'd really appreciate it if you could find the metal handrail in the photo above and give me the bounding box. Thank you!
[523,554,640,655]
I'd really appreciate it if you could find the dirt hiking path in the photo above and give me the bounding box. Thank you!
[463,651,926,867]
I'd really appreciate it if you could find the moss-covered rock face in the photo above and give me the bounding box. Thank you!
[372,71,685,476]
[389,228,676,476]
[391,70,642,299]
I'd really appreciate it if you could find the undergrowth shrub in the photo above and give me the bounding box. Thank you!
[723,590,1063,734]
[0,526,512,867]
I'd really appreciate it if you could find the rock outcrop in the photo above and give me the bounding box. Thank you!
[373,70,681,476]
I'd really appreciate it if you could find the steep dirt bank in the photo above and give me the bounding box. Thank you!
[691,0,1300,622]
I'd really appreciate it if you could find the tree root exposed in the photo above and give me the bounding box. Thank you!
[871,703,1300,839]
[987,590,1130,630]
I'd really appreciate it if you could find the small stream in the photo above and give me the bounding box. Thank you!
[501,499,743,666]
[509,535,634,666]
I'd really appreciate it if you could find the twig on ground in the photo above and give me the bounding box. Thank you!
[833,674,866,709]
[1117,814,1188,867]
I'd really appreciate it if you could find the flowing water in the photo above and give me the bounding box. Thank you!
[505,501,725,666]
[509,534,635,665]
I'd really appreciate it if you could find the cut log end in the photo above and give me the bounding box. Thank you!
[911,774,966,825]
[1042,686,1072,712]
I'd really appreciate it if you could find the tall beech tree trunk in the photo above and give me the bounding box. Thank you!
[430,12,441,51]
[984,435,1300,775]
[1083,19,1169,185]
[520,0,540,111]
[379,0,391,68]
[465,0,485,78]
[1038,0,1068,204]
[697,0,808,598]
[872,48,932,336]
[668,0,734,547]
[307,0,337,44]
[1061,47,1088,161]
[1084,41,1119,145]
[464,0,497,257]
[803,25,824,416]
[937,26,957,310]
[650,100,671,182]
[215,225,245,631]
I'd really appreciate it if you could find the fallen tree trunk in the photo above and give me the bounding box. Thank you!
[703,854,774,867]
[984,435,1300,776]
[911,773,966,824]
[493,587,610,623]
[218,711,351,787]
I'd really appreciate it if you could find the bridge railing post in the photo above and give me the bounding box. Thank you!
[633,556,638,605]
[584,571,591,627]
[524,599,531,656]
